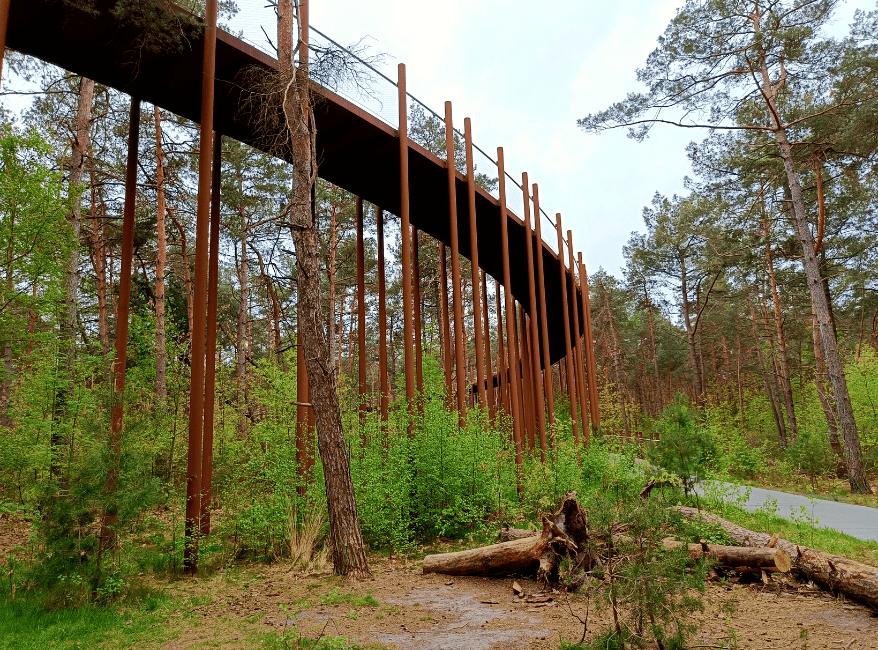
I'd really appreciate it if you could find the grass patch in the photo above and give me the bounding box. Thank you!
[740,477,878,509]
[0,592,173,650]
[708,502,878,566]
[319,588,379,607]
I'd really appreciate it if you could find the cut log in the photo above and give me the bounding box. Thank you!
[662,538,792,572]
[423,522,549,576]
[676,506,878,607]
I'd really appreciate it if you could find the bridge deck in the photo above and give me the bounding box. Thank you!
[8,0,583,364]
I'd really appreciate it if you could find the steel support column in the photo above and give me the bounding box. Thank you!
[397,64,415,412]
[463,118,487,411]
[183,0,217,574]
[555,214,579,447]
[0,0,9,87]
[444,103,466,422]
[494,279,508,416]
[377,207,389,422]
[520,174,548,457]
[531,184,555,428]
[520,309,536,449]
[497,148,523,475]
[200,131,222,536]
[567,232,590,448]
[439,243,453,405]
[480,271,494,418]
[356,197,367,424]
[103,96,140,543]
[579,253,601,430]
[413,228,424,399]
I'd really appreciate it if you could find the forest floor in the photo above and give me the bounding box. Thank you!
[86,553,878,649]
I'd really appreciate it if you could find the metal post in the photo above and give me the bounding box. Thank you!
[463,118,487,411]
[445,102,466,422]
[497,147,523,477]
[520,175,548,457]
[579,253,601,430]
[567,232,590,448]
[184,0,217,574]
[356,197,367,425]
[103,97,140,544]
[377,207,389,422]
[480,270,494,419]
[439,243,453,405]
[531,184,555,427]
[200,131,222,536]
[413,228,424,400]
[494,279,508,416]
[397,64,415,414]
[555,214,579,447]
[0,0,10,88]
[520,309,537,449]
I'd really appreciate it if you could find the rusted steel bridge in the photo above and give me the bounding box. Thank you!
[3,0,601,567]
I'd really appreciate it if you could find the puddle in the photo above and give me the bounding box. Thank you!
[378,586,550,650]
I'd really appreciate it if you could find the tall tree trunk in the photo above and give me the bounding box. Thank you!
[749,291,786,446]
[600,281,629,436]
[644,284,662,414]
[764,219,798,439]
[168,207,193,337]
[679,261,704,405]
[758,48,869,492]
[90,169,109,358]
[154,106,168,405]
[812,313,845,477]
[281,11,370,576]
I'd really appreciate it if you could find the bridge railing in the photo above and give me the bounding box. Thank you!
[225,0,566,256]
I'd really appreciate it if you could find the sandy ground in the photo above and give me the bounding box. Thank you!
[157,554,878,650]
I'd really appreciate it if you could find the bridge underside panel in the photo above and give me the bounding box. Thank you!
[8,0,583,365]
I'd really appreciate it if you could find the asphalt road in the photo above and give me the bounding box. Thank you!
[696,482,878,543]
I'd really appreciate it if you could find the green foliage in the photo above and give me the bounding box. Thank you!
[647,397,718,493]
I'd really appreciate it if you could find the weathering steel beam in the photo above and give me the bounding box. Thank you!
[377,206,389,422]
[0,0,9,87]
[184,0,217,574]
[555,213,579,447]
[567,231,589,447]
[463,118,487,411]
[397,64,415,412]
[201,131,222,535]
[497,147,523,471]
[579,254,601,429]
[413,228,424,399]
[445,102,466,422]
[439,243,453,405]
[481,271,494,418]
[356,197,367,423]
[530,183,555,428]
[520,174,547,457]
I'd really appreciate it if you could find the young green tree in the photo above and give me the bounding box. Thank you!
[579,0,874,492]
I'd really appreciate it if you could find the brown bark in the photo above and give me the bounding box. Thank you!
[754,30,868,492]
[424,523,550,576]
[749,291,786,445]
[812,313,845,476]
[168,207,193,337]
[600,280,629,437]
[89,169,109,358]
[661,539,792,573]
[677,507,878,607]
[644,285,662,415]
[281,30,369,576]
[154,106,168,405]
[764,220,798,439]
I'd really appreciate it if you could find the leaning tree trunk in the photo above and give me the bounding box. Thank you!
[775,132,867,492]
[757,51,868,493]
[283,58,369,578]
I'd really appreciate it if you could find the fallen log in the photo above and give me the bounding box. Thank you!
[423,521,550,576]
[662,538,792,572]
[676,506,878,607]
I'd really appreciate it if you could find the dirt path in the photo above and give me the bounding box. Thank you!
[157,555,878,650]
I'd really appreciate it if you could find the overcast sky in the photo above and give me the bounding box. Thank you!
[294,0,873,279]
